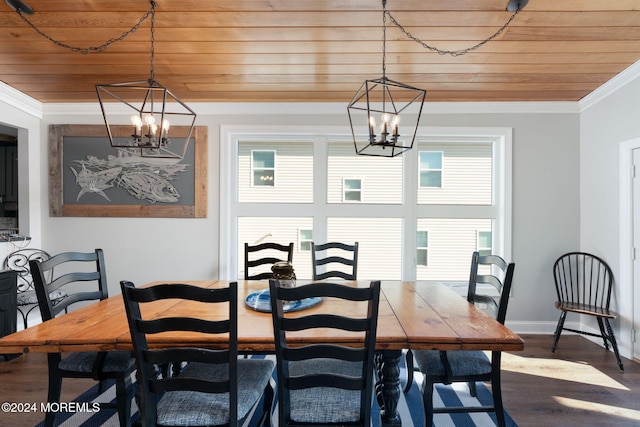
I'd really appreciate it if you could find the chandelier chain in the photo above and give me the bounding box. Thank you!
[385,8,521,57]
[14,2,156,55]
[382,1,387,78]
[150,3,155,80]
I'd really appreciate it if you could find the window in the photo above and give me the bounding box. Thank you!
[222,126,511,283]
[419,151,443,188]
[417,231,429,266]
[251,150,275,187]
[299,229,313,252]
[477,231,492,256]
[343,178,362,202]
[327,140,402,204]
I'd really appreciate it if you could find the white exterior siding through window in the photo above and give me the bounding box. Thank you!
[221,126,511,285]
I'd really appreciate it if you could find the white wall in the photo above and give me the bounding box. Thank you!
[579,62,640,358]
[3,90,582,333]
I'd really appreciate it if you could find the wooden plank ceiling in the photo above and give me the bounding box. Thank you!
[1,0,640,103]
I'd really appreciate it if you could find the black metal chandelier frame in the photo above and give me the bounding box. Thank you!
[348,0,527,157]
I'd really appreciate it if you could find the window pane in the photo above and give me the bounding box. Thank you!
[416,218,492,281]
[299,229,313,252]
[417,249,428,266]
[344,179,361,190]
[239,141,313,203]
[328,141,402,204]
[416,231,428,247]
[478,231,492,248]
[253,170,274,186]
[344,191,361,202]
[417,141,492,205]
[420,151,442,169]
[327,217,402,280]
[420,171,442,188]
[252,151,274,168]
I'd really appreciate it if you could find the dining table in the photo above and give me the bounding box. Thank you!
[0,280,524,427]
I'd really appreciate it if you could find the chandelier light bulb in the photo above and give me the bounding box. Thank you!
[392,115,400,137]
[130,115,143,128]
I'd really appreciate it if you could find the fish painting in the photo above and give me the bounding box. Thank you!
[117,170,180,203]
[70,165,122,201]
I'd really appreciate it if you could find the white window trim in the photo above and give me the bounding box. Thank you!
[219,125,512,283]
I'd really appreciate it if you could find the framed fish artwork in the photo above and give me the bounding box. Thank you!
[48,124,208,218]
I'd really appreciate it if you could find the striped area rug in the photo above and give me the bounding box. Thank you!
[36,356,517,427]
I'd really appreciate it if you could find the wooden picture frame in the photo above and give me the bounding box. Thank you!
[49,124,208,218]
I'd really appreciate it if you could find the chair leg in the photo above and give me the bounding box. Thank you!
[115,372,133,427]
[468,381,477,397]
[551,311,567,353]
[421,378,435,427]
[403,349,414,393]
[491,368,506,427]
[604,318,624,371]
[257,381,274,427]
[45,354,63,427]
[596,318,610,351]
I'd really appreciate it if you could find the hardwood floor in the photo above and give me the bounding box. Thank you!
[0,334,638,426]
[501,335,640,427]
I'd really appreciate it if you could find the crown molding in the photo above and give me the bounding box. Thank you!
[0,81,42,119]
[40,100,579,117]
[579,60,640,112]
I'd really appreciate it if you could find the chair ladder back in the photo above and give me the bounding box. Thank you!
[244,242,294,280]
[121,281,242,427]
[29,249,107,321]
[269,279,380,426]
[468,251,515,324]
[553,252,613,310]
[311,241,359,281]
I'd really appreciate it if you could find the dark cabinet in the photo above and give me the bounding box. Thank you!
[0,270,17,338]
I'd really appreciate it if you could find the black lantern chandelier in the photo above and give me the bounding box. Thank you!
[348,0,528,157]
[95,2,196,159]
[5,0,195,160]
[348,0,426,158]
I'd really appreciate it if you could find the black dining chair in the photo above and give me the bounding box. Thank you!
[244,242,294,280]
[268,279,380,427]
[407,251,515,427]
[121,280,274,427]
[311,241,359,280]
[30,249,135,427]
[552,252,623,371]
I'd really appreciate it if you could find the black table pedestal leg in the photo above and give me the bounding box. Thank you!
[377,349,402,427]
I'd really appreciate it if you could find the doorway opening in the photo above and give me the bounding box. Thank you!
[0,125,18,234]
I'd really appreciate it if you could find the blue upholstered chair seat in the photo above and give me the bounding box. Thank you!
[59,351,135,373]
[413,349,491,378]
[288,358,363,424]
[17,289,67,305]
[156,358,275,426]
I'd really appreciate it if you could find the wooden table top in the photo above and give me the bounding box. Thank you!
[0,280,524,354]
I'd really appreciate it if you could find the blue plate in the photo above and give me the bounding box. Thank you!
[245,289,322,313]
